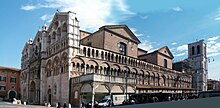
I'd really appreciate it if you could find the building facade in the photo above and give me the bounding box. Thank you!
[21,11,192,107]
[207,79,220,91]
[0,66,20,101]
[188,40,208,92]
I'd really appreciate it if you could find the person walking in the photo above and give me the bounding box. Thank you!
[63,102,67,108]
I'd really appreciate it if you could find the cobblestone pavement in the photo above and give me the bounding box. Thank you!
[0,101,55,108]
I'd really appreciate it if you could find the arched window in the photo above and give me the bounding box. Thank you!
[100,67,103,74]
[92,49,95,57]
[72,62,75,69]
[96,50,99,57]
[115,55,118,63]
[62,23,67,33]
[90,65,94,73]
[52,32,56,41]
[83,47,86,56]
[81,64,85,72]
[54,84,57,94]
[76,63,80,71]
[192,46,195,55]
[74,91,78,99]
[107,53,110,61]
[101,51,104,59]
[95,66,98,73]
[86,65,89,73]
[57,28,61,38]
[87,48,91,57]
[104,67,107,75]
[111,54,114,61]
[197,45,200,54]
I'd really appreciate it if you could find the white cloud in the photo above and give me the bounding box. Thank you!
[215,17,220,20]
[40,14,53,22]
[130,28,143,37]
[207,42,220,53]
[21,5,38,10]
[208,36,219,41]
[176,44,188,52]
[140,15,148,20]
[172,6,183,12]
[172,42,177,45]
[138,40,153,51]
[215,10,220,20]
[40,14,48,21]
[21,0,134,32]
[174,52,186,57]
[207,52,220,57]
[207,35,220,56]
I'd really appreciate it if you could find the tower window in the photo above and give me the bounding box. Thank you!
[192,46,195,55]
[197,45,200,54]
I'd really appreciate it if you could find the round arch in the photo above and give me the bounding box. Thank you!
[8,90,17,101]
[111,85,123,93]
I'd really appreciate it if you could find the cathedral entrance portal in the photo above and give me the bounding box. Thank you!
[47,89,52,104]
[30,81,36,103]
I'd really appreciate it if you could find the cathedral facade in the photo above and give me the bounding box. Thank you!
[21,11,192,107]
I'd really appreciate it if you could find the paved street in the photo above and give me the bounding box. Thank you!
[1,97,220,108]
[0,101,55,108]
[115,97,220,108]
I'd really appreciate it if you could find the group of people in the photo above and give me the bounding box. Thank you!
[45,102,71,108]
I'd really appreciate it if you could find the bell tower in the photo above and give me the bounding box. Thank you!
[188,40,207,92]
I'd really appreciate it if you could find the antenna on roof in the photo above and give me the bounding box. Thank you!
[56,9,59,12]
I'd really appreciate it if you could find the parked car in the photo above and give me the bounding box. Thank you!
[86,101,99,108]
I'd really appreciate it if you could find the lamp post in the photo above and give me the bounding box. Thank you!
[125,64,128,103]
[118,40,130,104]
[125,40,130,103]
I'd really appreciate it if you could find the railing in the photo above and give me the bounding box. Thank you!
[77,45,186,75]
[71,73,136,84]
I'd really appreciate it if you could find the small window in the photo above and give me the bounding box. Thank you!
[164,59,168,68]
[10,78,16,83]
[0,76,6,82]
[118,42,127,55]
[0,86,6,90]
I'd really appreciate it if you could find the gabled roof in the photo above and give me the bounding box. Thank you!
[99,25,141,44]
[157,46,174,59]
[147,46,174,59]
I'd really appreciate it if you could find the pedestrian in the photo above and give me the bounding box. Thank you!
[168,96,171,101]
[81,102,85,108]
[47,102,51,107]
[57,102,61,108]
[63,102,67,108]
[68,103,71,108]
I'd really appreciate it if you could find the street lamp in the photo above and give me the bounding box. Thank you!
[208,57,214,63]
[118,40,130,104]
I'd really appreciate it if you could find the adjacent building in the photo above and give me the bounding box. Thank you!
[207,79,220,91]
[0,66,20,101]
[21,11,192,107]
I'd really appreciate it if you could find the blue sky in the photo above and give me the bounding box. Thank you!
[1,0,220,80]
